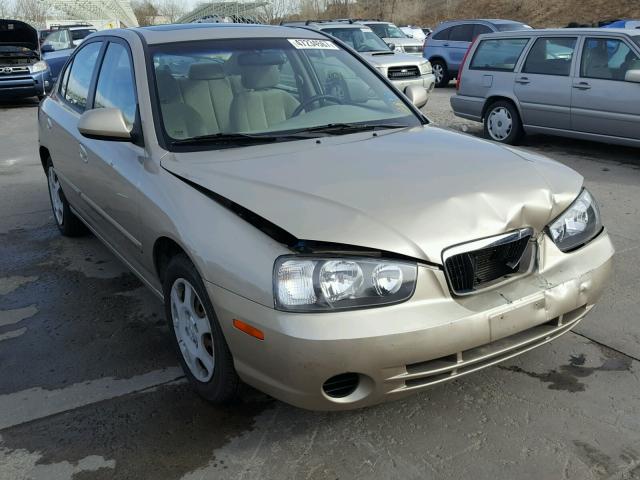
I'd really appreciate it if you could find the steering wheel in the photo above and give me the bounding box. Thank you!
[291,95,344,117]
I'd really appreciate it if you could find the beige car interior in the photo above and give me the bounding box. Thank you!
[156,55,300,138]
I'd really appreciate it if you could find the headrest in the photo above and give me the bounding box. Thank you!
[188,62,225,80]
[241,64,280,90]
[155,68,180,103]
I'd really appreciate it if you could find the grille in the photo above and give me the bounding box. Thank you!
[443,228,533,295]
[387,65,420,79]
[403,45,423,54]
[0,66,29,75]
[322,373,359,398]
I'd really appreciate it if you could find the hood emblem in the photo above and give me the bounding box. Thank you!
[1,67,13,74]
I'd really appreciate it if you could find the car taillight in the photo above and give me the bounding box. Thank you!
[456,38,476,91]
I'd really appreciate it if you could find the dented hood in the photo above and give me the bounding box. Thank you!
[161,126,583,264]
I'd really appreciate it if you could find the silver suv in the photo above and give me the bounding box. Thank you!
[361,20,424,55]
[287,21,435,101]
[451,28,640,146]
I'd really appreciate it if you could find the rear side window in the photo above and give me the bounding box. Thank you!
[432,27,452,41]
[473,24,493,38]
[449,24,474,42]
[94,42,137,127]
[522,37,576,76]
[470,38,529,71]
[64,41,102,110]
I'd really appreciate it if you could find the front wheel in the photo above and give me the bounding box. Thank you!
[46,157,87,236]
[432,60,450,88]
[483,100,523,145]
[163,254,241,404]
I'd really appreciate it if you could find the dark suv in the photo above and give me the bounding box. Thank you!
[423,19,531,87]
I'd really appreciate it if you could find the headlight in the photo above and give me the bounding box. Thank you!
[419,61,432,75]
[274,256,417,312]
[29,61,48,74]
[394,46,404,53]
[547,189,602,252]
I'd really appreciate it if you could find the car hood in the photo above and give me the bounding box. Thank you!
[161,126,583,264]
[0,19,39,52]
[361,51,426,67]
[384,37,423,48]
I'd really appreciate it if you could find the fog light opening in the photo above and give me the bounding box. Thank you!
[322,372,360,398]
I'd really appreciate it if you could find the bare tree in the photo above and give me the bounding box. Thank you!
[14,0,49,26]
[158,0,186,23]
[0,0,11,18]
[132,0,159,26]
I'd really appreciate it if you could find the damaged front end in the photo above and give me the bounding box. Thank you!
[0,19,52,99]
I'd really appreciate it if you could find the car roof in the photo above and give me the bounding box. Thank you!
[479,27,639,37]
[437,19,525,27]
[129,23,326,45]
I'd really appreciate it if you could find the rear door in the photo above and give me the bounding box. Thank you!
[571,36,640,139]
[46,40,104,216]
[79,39,144,260]
[446,24,475,73]
[514,36,577,130]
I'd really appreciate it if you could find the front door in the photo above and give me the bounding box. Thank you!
[513,36,577,130]
[78,39,144,262]
[571,36,640,140]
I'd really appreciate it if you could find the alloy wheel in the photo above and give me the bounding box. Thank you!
[487,106,513,141]
[170,278,215,382]
[48,166,64,226]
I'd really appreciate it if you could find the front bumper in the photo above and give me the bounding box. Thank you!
[208,231,614,410]
[0,70,52,100]
[391,73,436,97]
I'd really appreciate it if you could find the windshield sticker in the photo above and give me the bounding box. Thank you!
[288,39,339,50]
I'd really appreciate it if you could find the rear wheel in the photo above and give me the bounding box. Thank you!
[483,100,523,145]
[163,254,241,404]
[46,157,87,236]
[432,60,450,87]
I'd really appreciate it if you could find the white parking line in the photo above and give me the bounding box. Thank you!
[0,367,184,430]
[0,328,27,342]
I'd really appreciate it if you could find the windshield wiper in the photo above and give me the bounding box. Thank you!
[171,132,298,146]
[289,123,408,135]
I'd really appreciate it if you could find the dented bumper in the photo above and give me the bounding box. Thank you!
[208,231,614,411]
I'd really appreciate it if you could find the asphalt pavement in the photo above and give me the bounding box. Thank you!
[1,89,639,480]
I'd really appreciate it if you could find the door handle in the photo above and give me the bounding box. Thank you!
[443,43,449,47]
[515,77,530,84]
[79,144,88,163]
[573,82,591,90]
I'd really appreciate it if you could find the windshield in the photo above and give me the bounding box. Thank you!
[323,27,391,52]
[151,38,421,149]
[496,22,532,32]
[71,29,96,41]
[368,23,407,39]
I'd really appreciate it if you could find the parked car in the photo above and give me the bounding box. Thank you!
[424,19,531,87]
[360,20,424,55]
[400,26,427,41]
[41,25,97,81]
[451,28,640,147]
[285,21,434,103]
[0,18,53,100]
[601,20,640,29]
[39,23,613,411]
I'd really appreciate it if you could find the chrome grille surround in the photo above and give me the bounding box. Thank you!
[442,228,536,296]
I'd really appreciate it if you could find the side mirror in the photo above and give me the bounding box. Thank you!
[78,108,131,141]
[625,69,640,83]
[41,44,54,53]
[404,85,428,108]
[386,42,395,51]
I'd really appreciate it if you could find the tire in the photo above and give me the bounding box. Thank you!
[163,254,241,404]
[432,60,450,88]
[483,100,523,145]
[45,157,87,236]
